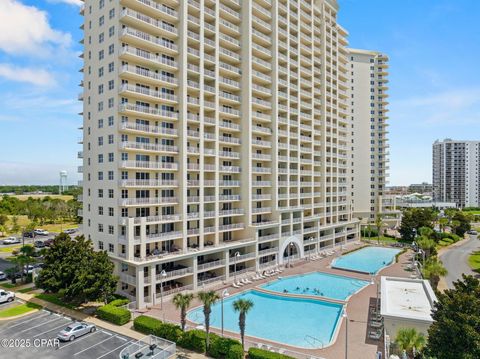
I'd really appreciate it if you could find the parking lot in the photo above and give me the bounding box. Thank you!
[0,310,136,359]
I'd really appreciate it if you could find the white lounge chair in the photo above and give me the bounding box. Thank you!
[233,283,240,288]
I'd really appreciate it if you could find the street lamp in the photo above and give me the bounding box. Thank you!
[233,251,240,284]
[370,275,379,314]
[160,269,167,310]
[343,309,348,359]
[221,289,229,337]
[288,242,294,268]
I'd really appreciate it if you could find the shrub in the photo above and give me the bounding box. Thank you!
[177,329,206,353]
[208,336,241,358]
[248,347,294,359]
[361,229,378,238]
[133,315,161,335]
[96,304,131,325]
[226,344,244,359]
[108,298,130,307]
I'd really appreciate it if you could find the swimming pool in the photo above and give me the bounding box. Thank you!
[332,246,402,274]
[260,272,369,300]
[187,290,343,348]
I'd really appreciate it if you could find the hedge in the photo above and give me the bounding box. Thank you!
[226,344,244,359]
[133,315,162,335]
[248,348,295,359]
[177,329,206,353]
[96,304,131,325]
[134,315,185,347]
[208,336,242,359]
[108,298,130,307]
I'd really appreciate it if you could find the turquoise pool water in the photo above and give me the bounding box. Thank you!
[260,272,369,300]
[332,247,402,274]
[187,290,343,348]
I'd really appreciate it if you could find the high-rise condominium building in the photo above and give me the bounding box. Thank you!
[79,0,359,308]
[433,139,480,208]
[348,49,399,227]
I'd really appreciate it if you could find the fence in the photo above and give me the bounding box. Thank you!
[119,335,176,359]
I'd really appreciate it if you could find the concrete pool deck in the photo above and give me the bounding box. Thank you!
[145,242,413,359]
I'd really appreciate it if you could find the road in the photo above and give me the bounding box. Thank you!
[440,235,480,288]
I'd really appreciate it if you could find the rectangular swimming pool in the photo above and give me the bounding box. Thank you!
[260,272,369,300]
[331,246,402,274]
[187,290,343,349]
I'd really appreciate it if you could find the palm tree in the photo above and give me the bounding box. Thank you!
[172,293,194,332]
[197,290,220,350]
[395,328,426,358]
[233,298,254,352]
[374,214,384,245]
[421,257,447,290]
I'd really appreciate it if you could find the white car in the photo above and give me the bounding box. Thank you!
[34,229,49,236]
[3,237,21,245]
[0,272,6,281]
[57,322,96,341]
[0,290,14,304]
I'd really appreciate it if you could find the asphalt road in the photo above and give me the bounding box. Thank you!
[440,235,480,288]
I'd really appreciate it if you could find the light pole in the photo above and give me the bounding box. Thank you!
[160,269,167,310]
[288,242,294,268]
[343,309,348,359]
[233,251,240,284]
[371,275,379,314]
[221,289,229,337]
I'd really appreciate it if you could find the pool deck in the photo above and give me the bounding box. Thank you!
[144,242,414,359]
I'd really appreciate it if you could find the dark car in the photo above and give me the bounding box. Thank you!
[34,240,46,248]
[44,238,54,247]
[23,231,35,238]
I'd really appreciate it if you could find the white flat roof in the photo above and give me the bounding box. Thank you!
[380,276,437,323]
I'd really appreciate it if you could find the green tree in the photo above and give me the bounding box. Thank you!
[438,217,449,233]
[17,245,36,283]
[374,214,384,245]
[426,275,480,359]
[421,257,447,291]
[172,293,194,332]
[197,291,220,350]
[395,328,426,358]
[399,208,436,241]
[450,211,472,237]
[0,214,7,226]
[416,237,437,259]
[10,215,20,234]
[233,298,254,352]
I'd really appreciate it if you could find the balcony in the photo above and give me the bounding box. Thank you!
[119,84,177,103]
[120,160,178,170]
[119,121,178,137]
[120,9,177,36]
[119,46,178,69]
[119,197,178,206]
[120,141,178,153]
[119,103,179,120]
[120,65,178,86]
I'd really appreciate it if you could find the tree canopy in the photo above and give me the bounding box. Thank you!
[399,208,437,241]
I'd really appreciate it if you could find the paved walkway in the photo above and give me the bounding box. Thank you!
[439,234,480,289]
[145,242,413,359]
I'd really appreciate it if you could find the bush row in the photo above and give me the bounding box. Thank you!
[133,315,243,359]
[96,304,131,325]
[108,298,130,307]
[248,347,295,359]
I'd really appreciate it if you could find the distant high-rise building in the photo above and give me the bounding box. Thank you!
[433,139,480,208]
[79,0,361,307]
[348,49,399,227]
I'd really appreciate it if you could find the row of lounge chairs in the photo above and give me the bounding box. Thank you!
[232,268,283,288]
[309,249,337,261]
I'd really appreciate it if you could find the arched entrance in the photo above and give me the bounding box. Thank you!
[278,236,304,265]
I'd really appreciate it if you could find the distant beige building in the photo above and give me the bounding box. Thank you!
[78,0,362,307]
[348,49,400,227]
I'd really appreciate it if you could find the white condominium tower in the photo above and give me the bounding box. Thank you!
[348,49,398,227]
[433,139,480,208]
[79,0,359,308]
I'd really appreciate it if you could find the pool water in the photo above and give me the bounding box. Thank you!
[260,272,369,300]
[187,290,343,348]
[332,246,402,274]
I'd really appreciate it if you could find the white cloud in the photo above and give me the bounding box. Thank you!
[0,162,79,185]
[47,0,83,6]
[0,63,56,86]
[0,0,72,56]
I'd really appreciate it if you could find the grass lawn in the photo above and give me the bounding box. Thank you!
[0,245,22,253]
[0,283,17,289]
[362,236,406,244]
[1,215,78,238]
[35,293,76,309]
[468,251,480,271]
[0,302,42,318]
[18,286,36,293]
[10,194,73,201]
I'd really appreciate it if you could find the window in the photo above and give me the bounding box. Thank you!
[98,189,103,198]
[98,118,103,128]
[108,62,114,72]
[98,241,104,250]
[99,33,104,43]
[108,171,114,180]
[99,16,104,26]
[108,116,114,126]
[109,8,115,19]
[121,208,128,217]
[121,153,128,161]
[108,44,114,55]
[98,67,104,77]
[108,243,114,252]
[108,153,114,162]
[99,50,104,60]
[108,226,114,235]
[108,26,115,37]
[98,101,104,111]
[98,172,103,180]
[108,80,114,90]
[108,98,114,108]
[98,84,104,94]
[99,0,104,9]
[98,206,104,215]
[108,189,114,198]
[98,224,104,232]
[109,207,114,216]
[108,134,114,144]
[98,136,103,146]
[98,154,104,163]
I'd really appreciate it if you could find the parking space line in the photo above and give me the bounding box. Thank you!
[73,335,117,356]
[57,330,103,351]
[117,336,127,341]
[32,322,71,338]
[18,317,65,333]
[95,340,134,359]
[5,311,51,329]
[100,330,113,336]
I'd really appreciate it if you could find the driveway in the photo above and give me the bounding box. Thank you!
[440,235,480,288]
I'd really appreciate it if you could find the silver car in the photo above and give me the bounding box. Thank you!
[57,322,96,341]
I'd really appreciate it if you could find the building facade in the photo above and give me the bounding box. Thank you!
[348,49,399,227]
[433,139,480,208]
[79,0,360,308]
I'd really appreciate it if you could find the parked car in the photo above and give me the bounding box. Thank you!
[34,229,49,236]
[44,238,54,247]
[33,263,44,269]
[467,230,478,235]
[34,240,46,248]
[0,290,14,304]
[23,231,35,238]
[23,265,35,275]
[0,272,7,281]
[64,228,77,234]
[3,237,21,245]
[57,322,96,341]
[6,271,21,280]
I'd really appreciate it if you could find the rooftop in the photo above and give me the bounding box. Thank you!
[380,276,437,323]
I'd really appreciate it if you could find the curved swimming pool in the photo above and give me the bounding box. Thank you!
[260,272,369,300]
[187,290,343,349]
[332,246,402,274]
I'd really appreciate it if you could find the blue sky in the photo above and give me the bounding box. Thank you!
[0,0,479,185]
